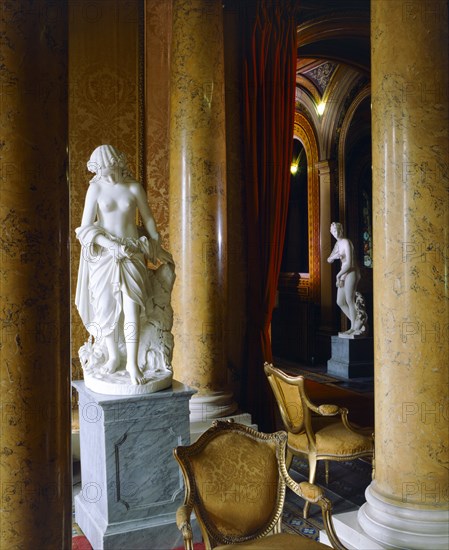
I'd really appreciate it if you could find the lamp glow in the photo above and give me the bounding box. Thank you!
[290,163,298,175]
[317,102,325,116]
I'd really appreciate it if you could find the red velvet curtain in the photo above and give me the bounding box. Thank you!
[242,0,297,430]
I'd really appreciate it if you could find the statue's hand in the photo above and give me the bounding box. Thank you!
[157,246,174,265]
[109,241,130,261]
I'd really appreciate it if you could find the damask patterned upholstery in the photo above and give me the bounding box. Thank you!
[264,363,374,519]
[174,420,347,550]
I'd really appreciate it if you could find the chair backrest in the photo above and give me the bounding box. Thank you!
[174,421,287,547]
[264,362,308,434]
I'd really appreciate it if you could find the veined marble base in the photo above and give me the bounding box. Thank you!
[72,380,196,550]
[190,411,256,443]
[327,335,374,378]
[319,510,384,549]
[189,390,238,422]
[358,483,449,549]
[75,494,183,550]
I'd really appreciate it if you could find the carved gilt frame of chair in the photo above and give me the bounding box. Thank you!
[264,362,374,518]
[174,420,347,550]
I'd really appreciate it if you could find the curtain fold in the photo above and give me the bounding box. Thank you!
[242,0,297,430]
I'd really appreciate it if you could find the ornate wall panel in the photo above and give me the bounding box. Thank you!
[272,112,320,364]
[293,111,320,303]
[144,0,172,248]
[69,0,143,369]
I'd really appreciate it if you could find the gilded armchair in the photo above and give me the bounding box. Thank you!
[264,362,374,518]
[174,420,347,550]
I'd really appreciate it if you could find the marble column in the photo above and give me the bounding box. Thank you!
[0,1,71,548]
[358,1,449,548]
[317,160,336,339]
[169,0,237,421]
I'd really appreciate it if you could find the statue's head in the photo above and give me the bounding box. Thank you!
[87,145,129,180]
[330,222,344,238]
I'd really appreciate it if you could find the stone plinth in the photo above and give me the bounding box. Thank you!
[73,380,196,549]
[327,336,373,378]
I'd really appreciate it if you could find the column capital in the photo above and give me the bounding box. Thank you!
[316,158,336,175]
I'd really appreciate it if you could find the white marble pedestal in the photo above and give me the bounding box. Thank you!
[72,380,196,550]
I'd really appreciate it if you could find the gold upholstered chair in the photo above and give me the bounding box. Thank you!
[174,420,347,550]
[264,362,374,519]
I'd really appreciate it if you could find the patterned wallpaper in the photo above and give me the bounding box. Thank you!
[144,0,172,249]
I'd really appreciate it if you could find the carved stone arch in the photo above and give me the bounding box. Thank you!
[337,84,371,223]
[272,111,321,364]
[293,111,320,303]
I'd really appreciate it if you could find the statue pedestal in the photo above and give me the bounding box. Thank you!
[327,335,373,378]
[72,380,196,550]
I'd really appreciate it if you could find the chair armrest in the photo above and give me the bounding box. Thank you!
[340,409,375,440]
[317,404,340,416]
[301,390,342,417]
[281,468,348,550]
[176,504,194,550]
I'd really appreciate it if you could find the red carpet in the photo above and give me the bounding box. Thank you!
[73,536,92,550]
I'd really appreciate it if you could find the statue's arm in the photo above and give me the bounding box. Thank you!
[327,242,339,263]
[133,182,174,264]
[336,239,353,280]
[133,182,160,241]
[80,183,98,226]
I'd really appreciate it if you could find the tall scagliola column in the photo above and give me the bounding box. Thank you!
[0,1,71,548]
[358,2,449,548]
[317,160,335,335]
[169,0,237,421]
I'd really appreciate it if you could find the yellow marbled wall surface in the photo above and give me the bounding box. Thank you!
[69,0,142,375]
[371,0,448,508]
[0,1,72,545]
[169,0,229,393]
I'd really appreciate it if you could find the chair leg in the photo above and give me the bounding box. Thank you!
[285,449,293,470]
[304,455,317,519]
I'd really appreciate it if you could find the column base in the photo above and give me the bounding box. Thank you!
[320,510,383,549]
[189,390,238,422]
[358,483,449,549]
[190,411,256,443]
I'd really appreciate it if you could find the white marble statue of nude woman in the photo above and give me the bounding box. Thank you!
[75,145,175,393]
[327,222,368,337]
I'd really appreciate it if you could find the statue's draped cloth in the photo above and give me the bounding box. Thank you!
[75,224,156,338]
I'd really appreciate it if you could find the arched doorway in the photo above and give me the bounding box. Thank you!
[272,112,320,364]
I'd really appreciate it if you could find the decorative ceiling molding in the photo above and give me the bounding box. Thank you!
[297,14,369,47]
[296,75,321,104]
[303,61,337,94]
